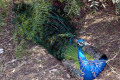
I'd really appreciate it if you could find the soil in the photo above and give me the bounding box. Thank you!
[0,2,77,80]
[0,2,120,80]
[74,7,120,80]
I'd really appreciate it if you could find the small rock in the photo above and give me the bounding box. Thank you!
[8,43,11,45]
[49,69,58,73]
[39,64,43,68]
[24,72,29,75]
[0,48,4,54]
[66,73,71,79]
[79,31,86,34]
[6,59,17,64]
[10,59,17,63]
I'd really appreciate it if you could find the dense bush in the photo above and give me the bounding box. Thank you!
[13,0,76,60]
[0,0,8,16]
[58,0,85,17]
[0,0,9,29]
[12,0,51,59]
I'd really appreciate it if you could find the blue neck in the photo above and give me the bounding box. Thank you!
[78,48,87,61]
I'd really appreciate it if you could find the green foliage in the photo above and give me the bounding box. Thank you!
[0,0,9,32]
[0,0,8,17]
[89,0,120,13]
[0,0,9,31]
[0,13,5,28]
[13,0,76,60]
[13,24,26,59]
[12,0,52,59]
[14,39,26,60]
[13,1,51,40]
[58,0,120,15]
[58,0,66,3]
[89,0,106,12]
[116,2,120,14]
[58,0,85,17]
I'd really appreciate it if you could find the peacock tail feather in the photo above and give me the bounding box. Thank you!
[41,8,77,60]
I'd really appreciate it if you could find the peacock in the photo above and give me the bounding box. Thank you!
[41,8,77,60]
[63,37,108,80]
[77,39,108,80]
[13,2,108,79]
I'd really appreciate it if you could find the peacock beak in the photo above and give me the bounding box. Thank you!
[78,42,81,46]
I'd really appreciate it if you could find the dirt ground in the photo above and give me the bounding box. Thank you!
[0,2,77,80]
[74,7,120,80]
[0,9,76,80]
[0,2,120,80]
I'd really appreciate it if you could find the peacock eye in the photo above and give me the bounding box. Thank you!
[81,72,84,75]
[78,42,83,45]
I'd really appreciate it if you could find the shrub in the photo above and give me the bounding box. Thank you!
[12,0,52,59]
[13,0,76,60]
[0,0,9,29]
[58,0,85,17]
[0,0,8,17]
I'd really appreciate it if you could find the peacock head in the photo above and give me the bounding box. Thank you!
[77,39,85,49]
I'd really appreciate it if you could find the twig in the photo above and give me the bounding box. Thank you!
[107,62,120,76]
[5,59,17,64]
[107,49,120,63]
[106,49,120,76]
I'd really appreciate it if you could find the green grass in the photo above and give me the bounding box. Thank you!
[58,0,85,17]
[14,38,26,60]
[0,0,8,17]
[0,12,4,28]
[0,0,8,31]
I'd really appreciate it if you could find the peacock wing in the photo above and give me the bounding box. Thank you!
[83,45,101,60]
[79,60,107,80]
